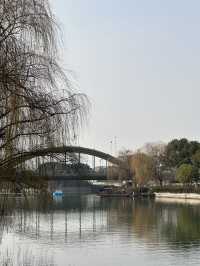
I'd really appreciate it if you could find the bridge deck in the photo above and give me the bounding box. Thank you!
[46,175,108,181]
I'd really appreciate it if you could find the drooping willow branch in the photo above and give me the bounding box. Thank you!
[0,0,89,184]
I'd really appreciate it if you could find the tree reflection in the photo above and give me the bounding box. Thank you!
[130,199,200,248]
[1,195,200,265]
[157,202,200,247]
[0,246,55,266]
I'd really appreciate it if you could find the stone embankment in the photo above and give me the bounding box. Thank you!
[155,192,200,200]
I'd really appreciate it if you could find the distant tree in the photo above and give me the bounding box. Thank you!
[192,150,200,168]
[140,142,167,186]
[137,142,166,157]
[165,139,200,168]
[118,149,132,164]
[118,149,133,180]
[130,153,155,186]
[176,164,199,184]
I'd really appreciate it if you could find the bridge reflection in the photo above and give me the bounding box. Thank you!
[0,194,134,246]
[1,194,200,250]
[15,195,118,244]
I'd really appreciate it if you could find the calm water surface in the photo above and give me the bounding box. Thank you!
[0,193,200,265]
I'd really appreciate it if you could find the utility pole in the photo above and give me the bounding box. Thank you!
[110,140,113,155]
[114,136,117,156]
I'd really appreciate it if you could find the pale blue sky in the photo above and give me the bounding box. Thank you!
[51,0,200,154]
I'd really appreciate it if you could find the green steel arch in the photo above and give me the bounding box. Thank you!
[0,146,126,168]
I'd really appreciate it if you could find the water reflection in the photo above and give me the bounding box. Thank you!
[1,195,200,265]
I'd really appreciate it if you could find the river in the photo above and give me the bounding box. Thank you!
[0,193,200,265]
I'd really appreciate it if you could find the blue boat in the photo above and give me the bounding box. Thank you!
[53,190,63,196]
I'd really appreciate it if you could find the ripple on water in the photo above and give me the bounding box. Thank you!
[1,195,200,266]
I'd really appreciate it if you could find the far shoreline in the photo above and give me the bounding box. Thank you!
[155,192,200,200]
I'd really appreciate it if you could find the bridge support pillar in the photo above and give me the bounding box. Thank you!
[93,156,96,171]
[78,152,81,164]
[106,160,108,179]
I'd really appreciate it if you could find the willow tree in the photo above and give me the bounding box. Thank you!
[130,153,155,186]
[0,0,88,185]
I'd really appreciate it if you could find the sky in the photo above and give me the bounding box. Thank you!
[51,0,200,155]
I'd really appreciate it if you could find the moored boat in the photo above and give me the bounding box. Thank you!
[97,191,132,197]
[97,187,132,197]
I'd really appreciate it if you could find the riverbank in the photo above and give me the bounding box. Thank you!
[155,192,200,200]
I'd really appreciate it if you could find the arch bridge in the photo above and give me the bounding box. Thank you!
[0,146,127,180]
